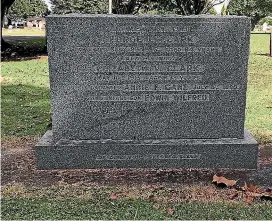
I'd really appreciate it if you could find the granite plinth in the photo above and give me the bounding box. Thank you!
[46,15,251,141]
[35,130,258,170]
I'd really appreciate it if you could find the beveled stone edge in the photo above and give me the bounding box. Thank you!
[36,130,258,146]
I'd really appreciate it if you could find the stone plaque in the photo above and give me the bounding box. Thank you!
[47,15,250,141]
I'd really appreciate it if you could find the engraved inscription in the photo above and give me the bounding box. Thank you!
[93,64,205,73]
[89,84,240,91]
[103,35,199,44]
[95,154,201,161]
[114,25,192,33]
[69,21,238,104]
[91,74,203,82]
[122,56,179,61]
[82,46,223,54]
[89,94,209,102]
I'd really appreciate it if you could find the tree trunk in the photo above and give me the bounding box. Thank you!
[1,0,16,51]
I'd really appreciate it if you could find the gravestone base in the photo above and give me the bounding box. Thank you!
[35,130,258,170]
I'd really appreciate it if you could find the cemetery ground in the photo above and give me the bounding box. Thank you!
[1,34,272,219]
[2,28,46,36]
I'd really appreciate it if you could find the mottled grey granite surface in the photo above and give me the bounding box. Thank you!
[46,15,251,141]
[36,130,258,169]
[35,15,258,169]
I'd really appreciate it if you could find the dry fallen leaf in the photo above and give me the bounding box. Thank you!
[212,175,237,187]
[229,192,238,200]
[167,208,175,215]
[109,193,118,200]
[243,183,263,193]
[245,195,255,204]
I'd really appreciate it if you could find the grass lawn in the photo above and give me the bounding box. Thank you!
[2,196,272,220]
[2,27,45,36]
[1,34,272,220]
[2,184,272,220]
[246,34,272,142]
[5,37,47,48]
[1,57,50,137]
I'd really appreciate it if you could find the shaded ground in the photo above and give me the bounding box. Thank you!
[1,36,47,61]
[3,36,45,41]
[1,137,272,188]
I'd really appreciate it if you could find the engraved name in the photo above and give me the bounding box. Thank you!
[88,94,209,102]
[102,35,199,44]
[89,84,240,91]
[84,46,222,54]
[93,64,205,73]
[91,74,203,82]
[121,56,179,61]
[113,26,192,33]
[95,153,201,161]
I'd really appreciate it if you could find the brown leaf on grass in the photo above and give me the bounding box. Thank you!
[229,192,238,200]
[243,183,264,193]
[241,183,272,202]
[245,195,255,204]
[212,175,237,187]
[109,193,118,200]
[167,208,175,215]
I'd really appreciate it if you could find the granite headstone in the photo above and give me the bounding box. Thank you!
[36,14,258,169]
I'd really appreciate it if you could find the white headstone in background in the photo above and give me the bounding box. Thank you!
[263,22,268,32]
[27,21,33,28]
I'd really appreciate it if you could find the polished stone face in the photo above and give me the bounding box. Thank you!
[46,15,251,141]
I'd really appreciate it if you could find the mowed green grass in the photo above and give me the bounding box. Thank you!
[1,185,272,220]
[5,37,47,48]
[1,34,272,142]
[2,196,272,220]
[1,58,50,137]
[246,34,272,142]
[2,28,45,36]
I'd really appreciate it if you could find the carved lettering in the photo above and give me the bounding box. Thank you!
[91,74,203,82]
[92,64,205,73]
[88,94,209,102]
[95,153,201,161]
[83,47,222,54]
[88,84,240,91]
[113,26,192,33]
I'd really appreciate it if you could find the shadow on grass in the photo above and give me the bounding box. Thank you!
[1,84,51,137]
[1,37,47,62]
[255,53,271,57]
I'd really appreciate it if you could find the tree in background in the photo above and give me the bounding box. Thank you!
[208,6,217,15]
[1,0,16,50]
[131,0,225,15]
[51,0,108,14]
[227,0,272,30]
[51,0,225,15]
[7,0,48,20]
[258,17,272,26]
